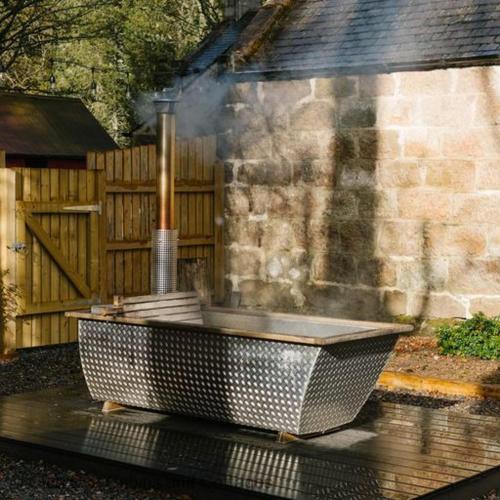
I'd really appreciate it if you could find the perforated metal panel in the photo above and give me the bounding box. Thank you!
[151,229,178,294]
[79,320,396,435]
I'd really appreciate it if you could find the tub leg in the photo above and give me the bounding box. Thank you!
[102,400,125,413]
[277,431,299,443]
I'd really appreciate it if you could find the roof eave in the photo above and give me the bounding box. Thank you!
[231,54,500,81]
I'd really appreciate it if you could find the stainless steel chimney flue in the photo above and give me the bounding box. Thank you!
[151,93,179,294]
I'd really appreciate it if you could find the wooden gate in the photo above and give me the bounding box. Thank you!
[0,135,224,352]
[0,166,104,349]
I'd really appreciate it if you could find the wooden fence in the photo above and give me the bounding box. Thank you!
[0,136,224,352]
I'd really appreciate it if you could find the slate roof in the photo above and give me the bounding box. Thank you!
[244,0,500,73]
[0,92,117,157]
[181,12,256,77]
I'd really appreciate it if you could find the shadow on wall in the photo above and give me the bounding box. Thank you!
[282,0,387,321]
[303,72,385,321]
[220,2,396,322]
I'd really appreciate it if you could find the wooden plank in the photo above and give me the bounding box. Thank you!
[175,184,215,193]
[195,137,203,240]
[106,237,215,251]
[126,305,202,319]
[148,145,156,232]
[68,170,78,308]
[94,153,108,304]
[29,169,42,347]
[77,169,88,294]
[105,184,155,193]
[89,209,99,299]
[86,151,96,171]
[113,170,125,244]
[86,170,98,295]
[58,168,69,344]
[18,300,95,316]
[107,252,115,297]
[122,297,200,313]
[105,150,114,182]
[49,169,61,345]
[140,147,150,294]
[202,138,214,287]
[40,169,51,346]
[116,291,198,305]
[90,304,122,315]
[179,141,188,239]
[213,161,225,304]
[131,147,141,294]
[0,168,18,354]
[122,149,133,295]
[25,215,91,298]
[16,201,100,213]
[54,169,71,343]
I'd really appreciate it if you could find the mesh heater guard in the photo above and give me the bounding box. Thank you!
[79,320,397,435]
[151,229,178,294]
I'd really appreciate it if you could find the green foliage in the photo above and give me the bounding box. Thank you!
[0,270,17,339]
[437,313,500,360]
[2,0,222,145]
[393,315,418,325]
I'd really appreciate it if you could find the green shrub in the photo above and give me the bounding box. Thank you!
[0,270,17,338]
[437,312,500,360]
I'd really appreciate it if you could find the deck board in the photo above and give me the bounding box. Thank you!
[0,385,498,499]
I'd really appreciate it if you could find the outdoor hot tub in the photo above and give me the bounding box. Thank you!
[69,296,413,436]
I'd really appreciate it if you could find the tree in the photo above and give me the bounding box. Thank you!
[1,0,223,144]
[0,0,115,72]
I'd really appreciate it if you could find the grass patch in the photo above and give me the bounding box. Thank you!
[437,312,500,361]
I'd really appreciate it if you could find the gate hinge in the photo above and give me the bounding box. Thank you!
[7,242,27,253]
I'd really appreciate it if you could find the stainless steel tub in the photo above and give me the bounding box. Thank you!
[71,308,412,435]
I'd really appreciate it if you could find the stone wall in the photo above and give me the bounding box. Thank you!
[218,65,500,320]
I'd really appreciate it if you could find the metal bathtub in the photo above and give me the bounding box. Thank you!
[73,308,412,435]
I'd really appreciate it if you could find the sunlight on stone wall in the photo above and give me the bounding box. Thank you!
[218,66,500,321]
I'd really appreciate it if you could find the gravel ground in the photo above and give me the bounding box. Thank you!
[0,344,499,499]
[370,388,500,416]
[0,344,83,397]
[387,336,500,385]
[0,456,184,500]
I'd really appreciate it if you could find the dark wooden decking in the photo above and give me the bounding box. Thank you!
[0,385,498,499]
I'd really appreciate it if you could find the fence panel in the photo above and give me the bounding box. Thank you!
[93,136,224,303]
[0,135,223,351]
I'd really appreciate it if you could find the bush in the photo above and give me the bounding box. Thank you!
[437,313,500,360]
[0,270,17,339]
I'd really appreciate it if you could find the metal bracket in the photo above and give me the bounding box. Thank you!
[62,203,101,215]
[7,242,27,253]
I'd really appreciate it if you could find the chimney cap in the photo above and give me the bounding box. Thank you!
[153,87,180,113]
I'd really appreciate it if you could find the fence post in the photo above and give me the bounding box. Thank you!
[0,161,19,357]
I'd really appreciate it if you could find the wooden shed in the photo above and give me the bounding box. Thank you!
[0,92,117,169]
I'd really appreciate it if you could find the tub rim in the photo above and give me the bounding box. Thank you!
[67,306,413,347]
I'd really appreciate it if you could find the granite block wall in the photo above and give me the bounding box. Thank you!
[218,65,500,320]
